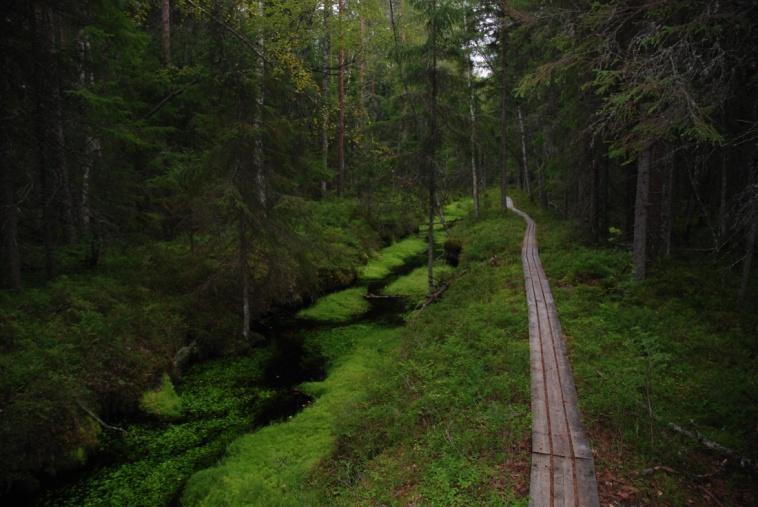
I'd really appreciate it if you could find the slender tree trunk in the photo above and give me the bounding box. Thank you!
[719,151,727,244]
[660,151,674,257]
[499,12,508,211]
[599,154,609,241]
[1,156,22,291]
[162,0,171,65]
[359,15,366,111]
[739,210,756,301]
[518,106,530,199]
[633,146,652,281]
[337,0,345,196]
[465,13,479,218]
[435,192,447,231]
[590,156,599,242]
[31,4,55,279]
[81,137,99,236]
[740,165,757,300]
[254,0,266,209]
[1,52,22,290]
[321,1,330,195]
[239,212,250,340]
[427,0,439,294]
[46,8,75,244]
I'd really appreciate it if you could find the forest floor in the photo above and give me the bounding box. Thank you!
[40,191,756,506]
[180,190,757,506]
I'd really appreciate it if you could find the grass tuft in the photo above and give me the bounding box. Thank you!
[141,374,183,418]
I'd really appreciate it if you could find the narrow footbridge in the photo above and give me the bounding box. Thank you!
[508,197,600,507]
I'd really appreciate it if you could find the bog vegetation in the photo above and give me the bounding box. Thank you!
[1,0,757,505]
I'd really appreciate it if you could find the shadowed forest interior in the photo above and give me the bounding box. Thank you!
[1,1,757,505]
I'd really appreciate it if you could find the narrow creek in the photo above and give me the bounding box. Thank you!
[39,237,431,506]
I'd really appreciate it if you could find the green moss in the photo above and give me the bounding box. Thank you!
[47,354,273,507]
[297,287,369,323]
[442,197,473,222]
[358,236,427,281]
[384,262,454,301]
[180,196,534,505]
[141,374,183,418]
[316,208,532,505]
[182,324,399,506]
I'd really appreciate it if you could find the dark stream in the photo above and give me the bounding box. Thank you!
[31,248,427,507]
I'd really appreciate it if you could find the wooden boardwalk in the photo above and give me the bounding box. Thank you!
[507,198,600,507]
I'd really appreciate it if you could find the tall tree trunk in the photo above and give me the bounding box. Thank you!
[321,1,330,195]
[359,15,366,112]
[739,209,756,301]
[590,156,599,242]
[499,11,508,211]
[740,166,757,300]
[660,151,674,257]
[78,36,98,238]
[1,51,22,290]
[1,154,22,291]
[427,0,439,295]
[599,154,609,242]
[162,0,171,65]
[239,212,250,340]
[719,151,728,245]
[337,0,345,196]
[47,8,75,244]
[31,4,55,279]
[465,8,479,218]
[254,0,266,209]
[81,137,98,237]
[633,146,652,281]
[518,106,530,199]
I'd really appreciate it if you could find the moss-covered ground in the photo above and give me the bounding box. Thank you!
[47,353,275,506]
[183,197,534,506]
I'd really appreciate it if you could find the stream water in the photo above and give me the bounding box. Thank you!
[36,245,427,507]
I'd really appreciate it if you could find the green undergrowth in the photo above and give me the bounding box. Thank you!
[297,287,370,323]
[48,353,274,506]
[181,324,400,506]
[511,192,758,503]
[384,261,454,301]
[182,198,532,505]
[358,235,427,281]
[141,374,183,418]
[1,196,419,490]
[311,207,532,505]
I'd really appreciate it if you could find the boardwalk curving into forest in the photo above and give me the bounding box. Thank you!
[507,197,600,507]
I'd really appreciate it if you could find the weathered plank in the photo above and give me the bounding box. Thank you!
[508,197,599,507]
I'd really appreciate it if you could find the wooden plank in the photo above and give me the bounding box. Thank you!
[554,455,577,507]
[529,452,552,507]
[512,199,600,507]
[576,458,600,506]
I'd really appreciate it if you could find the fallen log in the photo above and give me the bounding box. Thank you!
[76,400,127,434]
[414,268,469,314]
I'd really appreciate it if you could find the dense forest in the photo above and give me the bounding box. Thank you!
[1,0,757,505]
